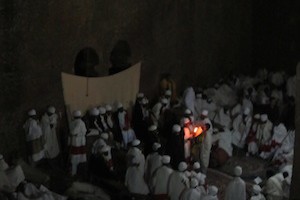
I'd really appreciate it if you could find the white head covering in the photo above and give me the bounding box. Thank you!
[193,162,200,170]
[243,107,250,115]
[137,92,144,98]
[213,128,219,133]
[152,142,161,151]
[208,186,218,196]
[252,185,262,195]
[260,114,268,122]
[178,162,188,172]
[190,178,199,188]
[98,107,106,115]
[162,155,171,164]
[161,98,168,105]
[132,139,141,147]
[100,133,109,140]
[201,110,209,116]
[105,105,112,112]
[172,124,181,132]
[234,166,242,176]
[117,102,123,109]
[199,176,205,185]
[183,117,190,125]
[165,90,172,96]
[184,109,192,115]
[142,98,148,105]
[47,106,56,114]
[73,110,81,117]
[100,145,109,153]
[254,114,260,120]
[28,109,36,116]
[90,107,99,116]
[148,125,157,132]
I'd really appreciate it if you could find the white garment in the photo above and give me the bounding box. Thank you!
[250,193,266,200]
[213,108,231,129]
[92,138,107,154]
[212,129,233,157]
[200,118,213,172]
[191,170,206,184]
[145,152,162,183]
[202,194,218,200]
[183,87,196,116]
[194,98,203,120]
[168,171,190,200]
[286,75,296,98]
[150,165,173,194]
[231,104,242,119]
[224,177,246,200]
[23,118,45,162]
[232,115,252,148]
[263,173,284,199]
[125,166,149,195]
[4,165,25,189]
[127,147,145,175]
[151,102,166,126]
[41,113,60,159]
[256,120,273,145]
[180,187,201,200]
[271,123,287,145]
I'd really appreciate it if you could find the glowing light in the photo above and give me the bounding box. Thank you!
[194,126,203,137]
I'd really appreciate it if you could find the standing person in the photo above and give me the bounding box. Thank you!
[23,109,45,165]
[250,185,266,200]
[151,98,169,127]
[167,162,190,200]
[69,110,87,176]
[127,139,145,175]
[181,178,201,200]
[125,157,149,197]
[256,114,273,156]
[41,106,60,159]
[105,104,122,146]
[132,93,146,140]
[224,166,246,200]
[182,118,194,162]
[115,103,136,149]
[166,124,185,169]
[247,114,261,156]
[145,142,162,184]
[199,110,213,174]
[150,155,173,199]
[232,108,252,149]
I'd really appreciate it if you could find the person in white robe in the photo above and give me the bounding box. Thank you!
[116,103,136,149]
[41,106,60,159]
[17,181,67,200]
[272,147,294,169]
[190,162,206,184]
[0,154,25,193]
[180,178,201,200]
[145,142,162,184]
[69,110,87,176]
[151,98,169,126]
[23,109,45,164]
[260,122,287,159]
[250,185,266,200]
[126,139,145,175]
[98,106,109,133]
[199,110,213,174]
[194,93,203,120]
[202,185,218,200]
[150,155,173,200]
[65,181,110,200]
[168,162,190,200]
[213,107,231,129]
[247,114,260,156]
[224,166,246,200]
[263,172,288,200]
[182,87,196,116]
[182,117,194,161]
[280,165,292,199]
[232,108,252,148]
[125,157,149,196]
[92,133,109,154]
[86,107,101,136]
[197,176,207,196]
[256,114,273,153]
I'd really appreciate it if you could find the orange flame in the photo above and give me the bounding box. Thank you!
[194,126,203,137]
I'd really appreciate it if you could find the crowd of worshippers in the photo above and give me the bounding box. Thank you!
[0,68,295,200]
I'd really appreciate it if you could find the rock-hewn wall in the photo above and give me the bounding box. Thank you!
[1,0,253,155]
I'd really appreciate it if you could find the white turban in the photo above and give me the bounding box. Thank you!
[165,90,172,96]
[117,102,123,109]
[178,162,187,172]
[193,162,200,170]
[98,107,106,115]
[201,110,209,116]
[162,155,171,164]
[90,107,99,116]
[234,166,242,176]
[243,107,250,115]
[132,139,141,147]
[47,106,56,114]
[152,142,161,151]
[28,109,36,116]
[184,109,192,115]
[148,125,157,132]
[252,185,262,195]
[100,133,109,140]
[161,98,168,104]
[260,114,268,122]
[137,93,144,98]
[172,124,181,133]
[254,114,260,120]
[73,110,81,117]
[100,145,109,153]
[208,186,218,196]
[190,178,199,188]
[105,105,112,111]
